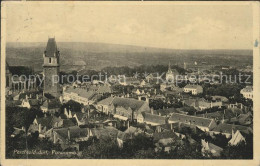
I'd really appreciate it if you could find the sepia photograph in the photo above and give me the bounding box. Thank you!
[1,1,260,165]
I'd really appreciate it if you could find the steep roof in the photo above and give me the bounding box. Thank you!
[54,126,88,140]
[169,113,214,128]
[36,116,62,130]
[45,38,59,57]
[153,130,180,141]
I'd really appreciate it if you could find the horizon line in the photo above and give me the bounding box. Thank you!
[6,41,253,51]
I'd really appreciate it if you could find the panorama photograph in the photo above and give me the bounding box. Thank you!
[4,2,253,159]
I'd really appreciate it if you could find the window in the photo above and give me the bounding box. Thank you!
[49,58,51,63]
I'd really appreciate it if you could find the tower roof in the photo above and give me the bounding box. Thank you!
[45,38,59,57]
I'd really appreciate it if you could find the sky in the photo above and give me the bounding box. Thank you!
[4,2,253,49]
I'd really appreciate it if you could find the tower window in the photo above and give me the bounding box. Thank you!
[49,58,51,63]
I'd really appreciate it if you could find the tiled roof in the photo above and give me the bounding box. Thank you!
[54,126,88,140]
[64,87,96,100]
[240,86,253,92]
[212,123,252,134]
[144,113,167,125]
[98,97,147,112]
[36,116,62,130]
[42,99,61,109]
[169,113,214,128]
[62,119,76,128]
[153,131,180,141]
[28,99,39,106]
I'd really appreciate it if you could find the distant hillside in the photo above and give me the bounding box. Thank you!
[6,42,253,72]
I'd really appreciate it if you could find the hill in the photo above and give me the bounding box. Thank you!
[6,42,253,72]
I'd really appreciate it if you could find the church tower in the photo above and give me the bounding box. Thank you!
[43,38,60,98]
[166,62,174,83]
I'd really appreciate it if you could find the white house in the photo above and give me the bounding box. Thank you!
[63,86,96,105]
[183,84,203,95]
[240,86,253,100]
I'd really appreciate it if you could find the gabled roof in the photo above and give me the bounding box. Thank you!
[212,123,252,134]
[45,38,59,57]
[35,116,62,130]
[54,126,88,140]
[153,130,180,142]
[169,113,214,128]
[28,99,40,106]
[42,99,61,109]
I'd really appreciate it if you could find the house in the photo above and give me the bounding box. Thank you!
[228,130,248,146]
[96,97,150,119]
[63,86,97,105]
[211,96,229,103]
[41,99,61,114]
[240,86,253,100]
[201,139,223,157]
[153,130,182,153]
[183,84,203,95]
[119,76,140,86]
[20,98,39,109]
[209,123,252,138]
[143,112,167,126]
[168,113,217,131]
[117,126,144,148]
[29,116,62,137]
[51,126,92,151]
[182,98,222,111]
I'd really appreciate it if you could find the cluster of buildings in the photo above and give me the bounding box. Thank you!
[6,38,253,158]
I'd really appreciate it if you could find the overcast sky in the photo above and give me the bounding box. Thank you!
[4,2,253,49]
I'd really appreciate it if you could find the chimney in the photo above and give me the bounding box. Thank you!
[87,128,90,137]
[69,110,72,118]
[67,128,71,140]
[36,94,39,100]
[53,131,56,144]
[38,123,42,133]
[127,120,130,129]
[151,107,154,115]
[146,97,149,104]
[22,126,25,132]
[170,123,173,130]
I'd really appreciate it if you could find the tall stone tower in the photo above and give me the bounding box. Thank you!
[43,38,60,98]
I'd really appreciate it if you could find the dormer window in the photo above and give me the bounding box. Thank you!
[49,58,51,63]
